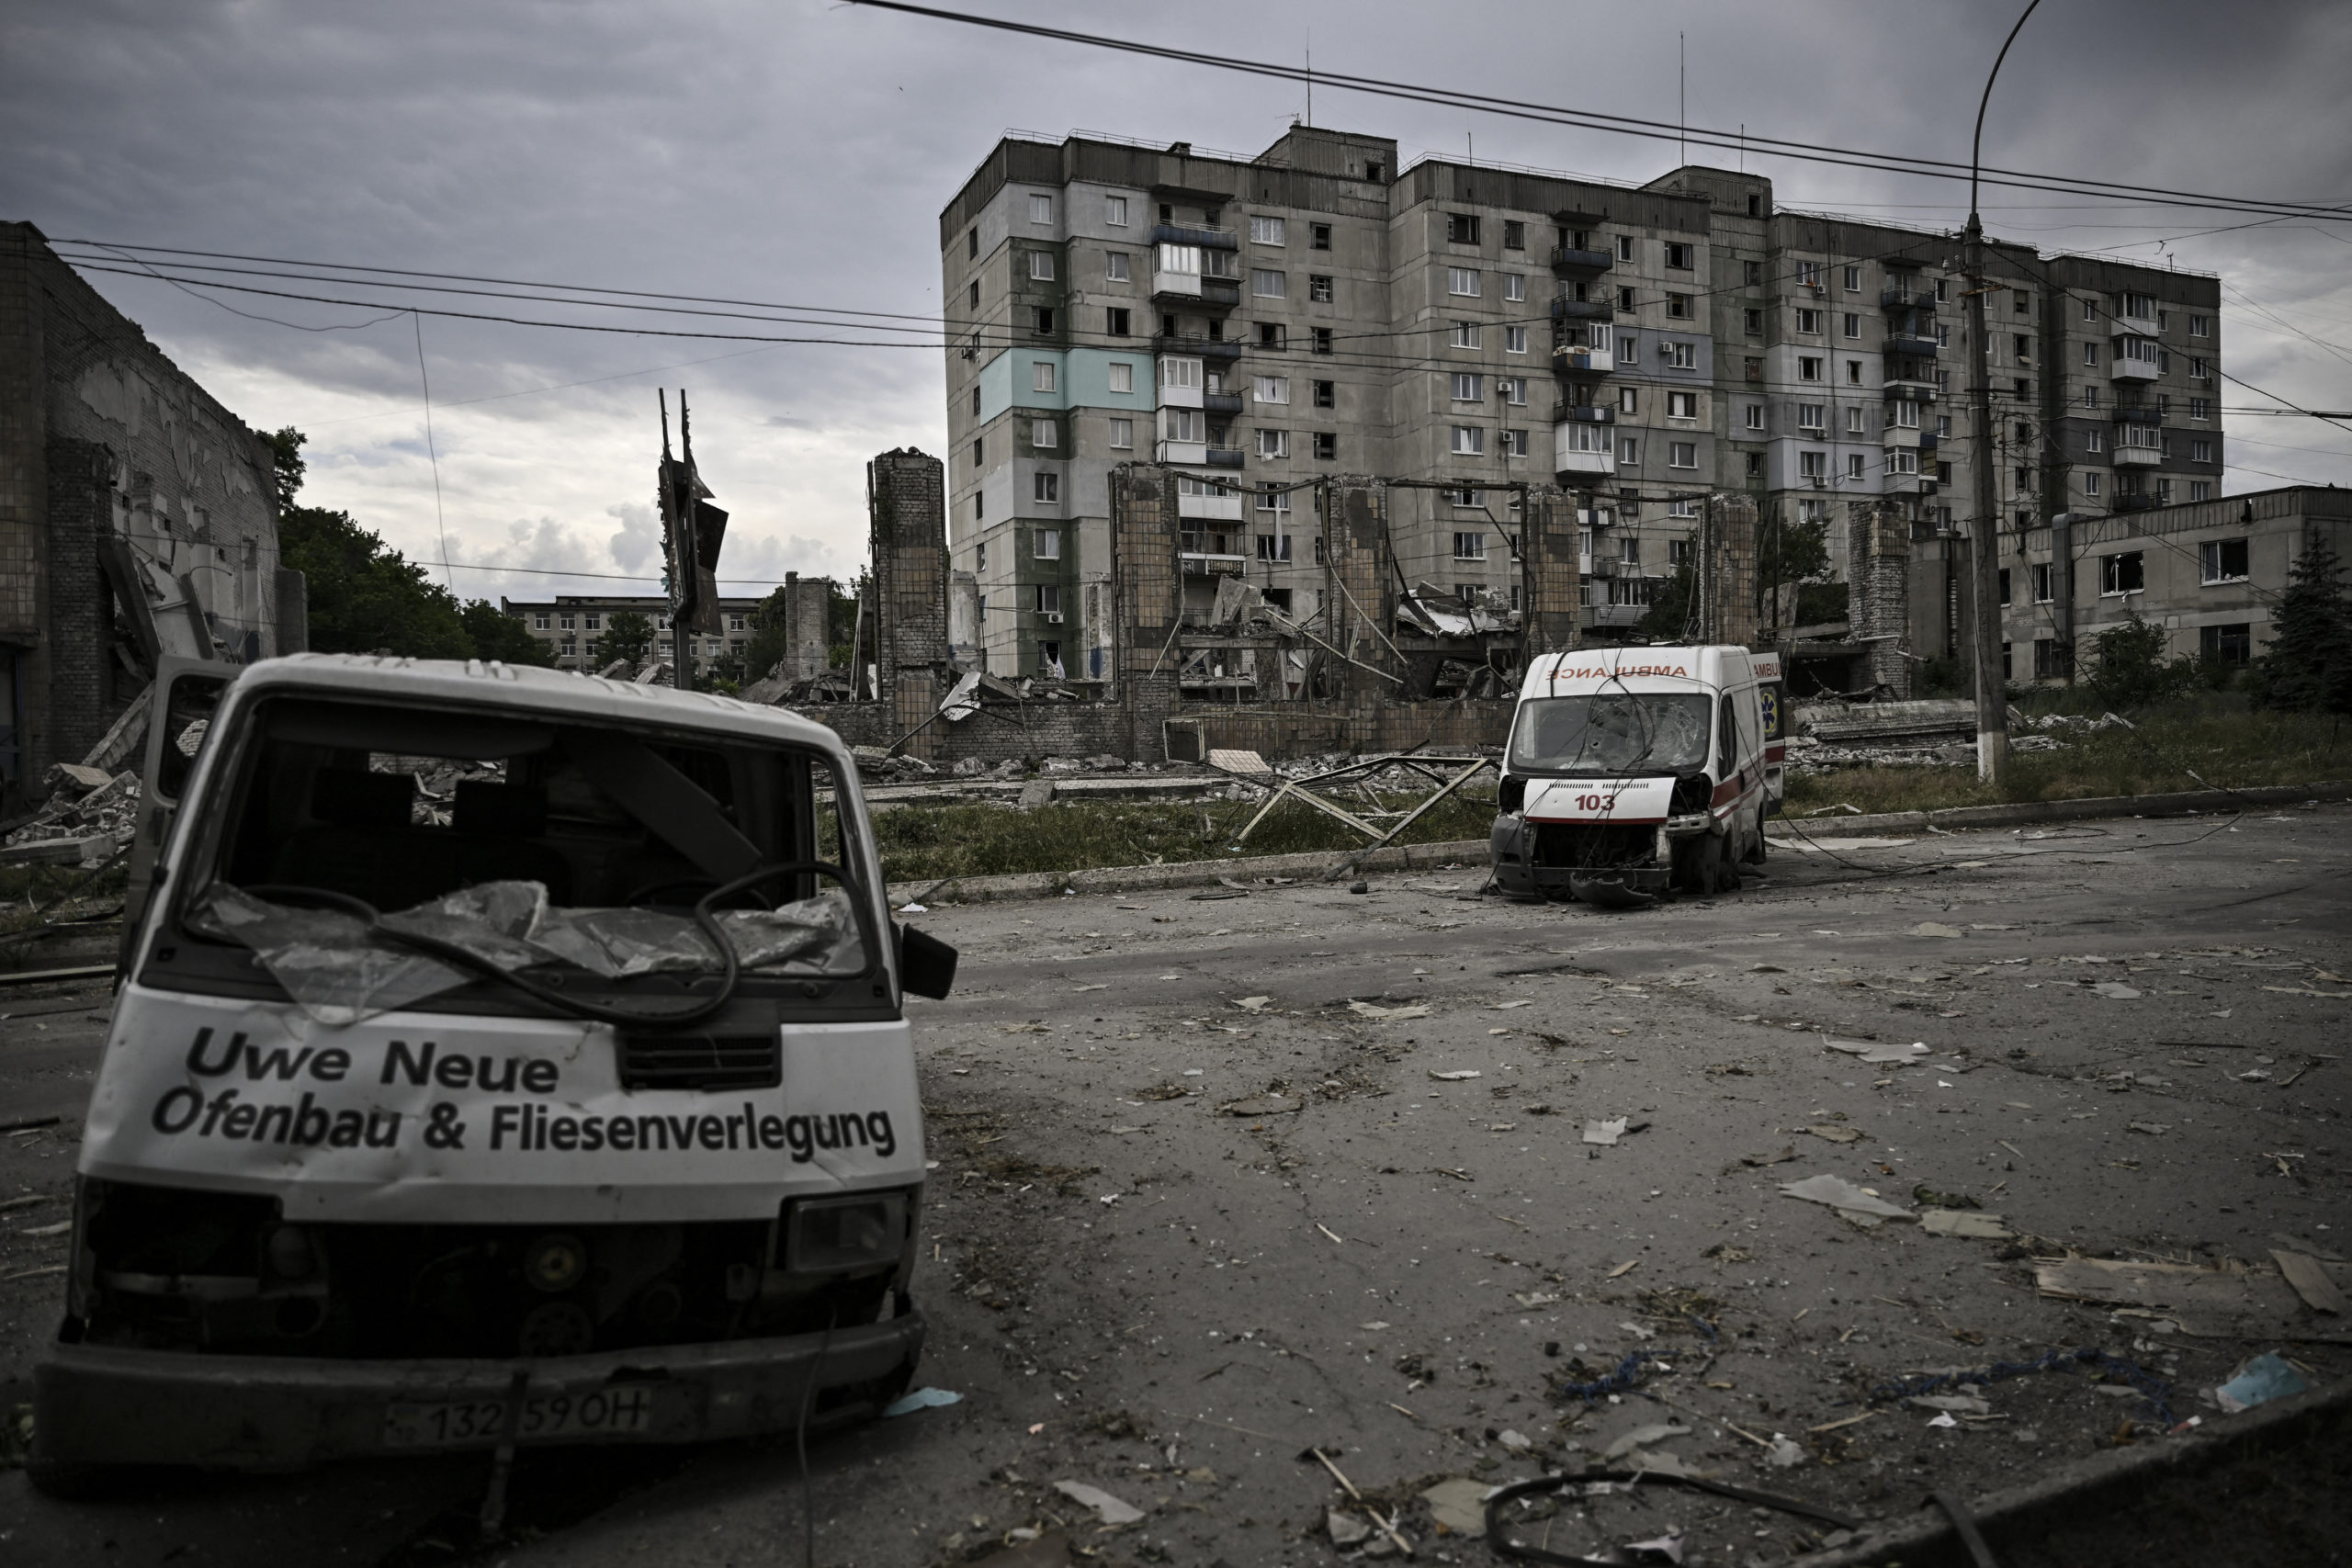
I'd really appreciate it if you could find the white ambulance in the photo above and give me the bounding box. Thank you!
[1489,645,1773,903]
[30,654,954,1488]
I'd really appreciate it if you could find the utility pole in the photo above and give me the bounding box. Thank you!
[1961,0,2039,784]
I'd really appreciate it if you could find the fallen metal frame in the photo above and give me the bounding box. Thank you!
[1224,752,1496,863]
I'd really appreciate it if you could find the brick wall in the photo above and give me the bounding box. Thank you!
[1109,465,1182,756]
[1847,500,1912,696]
[868,448,946,755]
[44,439,114,764]
[1698,491,1760,647]
[1323,480,1397,701]
[1521,490,1582,656]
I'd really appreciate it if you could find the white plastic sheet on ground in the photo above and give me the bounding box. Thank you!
[195,880,865,1024]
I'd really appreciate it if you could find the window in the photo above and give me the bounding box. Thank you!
[1031,418,1057,448]
[1844,359,1862,385]
[1448,267,1482,297]
[970,437,984,468]
[2190,438,2212,463]
[1250,268,1285,299]
[1938,414,1952,437]
[1616,330,1637,362]
[2190,356,2211,381]
[1309,274,1334,303]
[1664,242,1692,270]
[2086,428,2106,454]
[1616,234,1636,262]
[1109,418,1133,449]
[1735,307,1760,339]
[1364,160,1384,182]
[1744,355,1762,383]
[1257,322,1285,349]
[1617,386,1638,415]
[1502,220,1525,250]
[1667,390,1697,419]
[1034,584,1061,615]
[1105,253,1130,283]
[1031,306,1056,334]
[1159,356,1202,393]
[2157,478,2176,504]
[531,613,550,630]
[1744,452,1764,479]
[585,613,603,631]
[2189,397,2211,420]
[1891,400,1919,429]
[1452,425,1486,456]
[1029,193,1054,224]
[1448,213,1481,244]
[1669,441,1697,469]
[1618,436,1640,464]
[1161,407,1203,442]
[2083,342,2099,367]
[1255,533,1292,561]
[1799,450,1826,479]
[1451,321,1481,349]
[2200,537,2249,583]
[967,227,978,259]
[1027,251,1055,281]
[1034,471,1059,502]
[1453,531,1487,559]
[1311,222,1332,251]
[1254,376,1289,403]
[1888,448,1917,475]
[1499,377,1526,405]
[2190,480,2212,502]
[1157,242,1200,277]
[2101,551,2144,594]
[1667,341,1696,369]
[1250,215,1285,245]
[2188,314,2211,337]
[1794,402,1828,434]
[1031,361,1056,393]
[2012,290,2030,315]
[1846,453,1865,479]
[1503,429,1528,457]
[1313,431,1337,459]
[968,279,979,309]
[1257,427,1289,457]
[1106,361,1134,394]
[1296,378,1328,412]
[2081,385,2100,410]
[1035,528,1061,559]
[1838,264,1859,293]
[1452,373,1484,401]
[1312,326,1333,354]
[1795,260,1823,289]
[1842,312,1860,339]
[1796,308,1820,334]
[2013,333,2031,363]
[1799,355,1823,382]
[2122,291,2154,320]
[1444,487,1483,508]
[973,492,985,521]
[1667,292,1693,319]
[2083,471,2101,497]
[2199,623,2251,665]
[1098,194,1127,227]
[1743,402,1764,432]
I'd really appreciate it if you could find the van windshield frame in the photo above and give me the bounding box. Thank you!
[1508,691,1714,777]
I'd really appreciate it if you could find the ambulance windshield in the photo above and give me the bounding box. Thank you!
[1508,692,1713,776]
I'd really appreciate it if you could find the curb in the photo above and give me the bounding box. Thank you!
[885,838,1490,908]
[1778,779,2351,840]
[1791,1376,2349,1567]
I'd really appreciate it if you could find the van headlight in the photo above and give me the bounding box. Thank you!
[1666,812,1710,831]
[786,1191,909,1272]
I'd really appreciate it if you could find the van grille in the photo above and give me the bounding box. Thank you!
[617,1032,781,1091]
[1532,823,1655,871]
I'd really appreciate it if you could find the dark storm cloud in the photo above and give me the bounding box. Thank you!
[4,0,2346,599]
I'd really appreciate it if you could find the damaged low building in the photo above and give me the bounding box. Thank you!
[0,223,300,811]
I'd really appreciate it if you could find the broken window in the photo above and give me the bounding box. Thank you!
[1448,213,1481,244]
[1509,693,1712,776]
[2199,623,2251,664]
[2100,551,2144,595]
[2199,537,2248,583]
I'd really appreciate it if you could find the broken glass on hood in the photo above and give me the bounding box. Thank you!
[193,880,865,1025]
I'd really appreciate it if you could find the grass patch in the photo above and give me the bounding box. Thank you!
[873,789,1498,884]
[0,858,130,940]
[1781,703,2352,818]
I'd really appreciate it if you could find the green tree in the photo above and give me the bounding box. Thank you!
[459,601,556,667]
[266,426,307,514]
[2252,531,2352,716]
[2086,607,2198,711]
[601,610,654,670]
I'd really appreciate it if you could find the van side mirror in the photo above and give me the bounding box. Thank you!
[898,925,958,999]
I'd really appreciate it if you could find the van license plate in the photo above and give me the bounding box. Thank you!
[383,1386,657,1449]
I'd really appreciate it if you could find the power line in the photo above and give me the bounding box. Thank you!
[849,1,2352,223]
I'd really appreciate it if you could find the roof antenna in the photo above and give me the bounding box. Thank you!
[1304,30,1311,127]
[1679,32,1687,166]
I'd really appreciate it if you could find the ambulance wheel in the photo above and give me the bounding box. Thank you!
[1747,805,1770,865]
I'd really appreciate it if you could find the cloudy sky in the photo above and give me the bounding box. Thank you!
[6,0,2347,606]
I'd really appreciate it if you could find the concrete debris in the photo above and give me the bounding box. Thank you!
[1820,1035,1929,1066]
[1908,921,1964,939]
[1216,1094,1301,1117]
[1582,1117,1629,1145]
[1780,1174,1916,1221]
[4,765,141,860]
[1351,1001,1430,1021]
[1049,1480,1144,1526]
[1803,1124,1864,1144]
[2270,1249,2346,1314]
[2213,1352,2312,1413]
[1602,1422,1690,1461]
[1016,779,1056,810]
[1765,1434,1807,1469]
[1419,1477,1490,1537]
[1907,1393,1994,1416]
[1327,1507,1374,1548]
[1920,1210,2014,1239]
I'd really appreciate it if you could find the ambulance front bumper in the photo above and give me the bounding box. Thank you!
[32,1312,923,1470]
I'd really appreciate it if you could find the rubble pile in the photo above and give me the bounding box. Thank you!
[2,763,142,864]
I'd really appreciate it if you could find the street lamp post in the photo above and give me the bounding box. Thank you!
[1962,0,2041,783]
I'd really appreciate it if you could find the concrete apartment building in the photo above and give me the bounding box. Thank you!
[1,223,296,809]
[939,127,2226,684]
[498,592,763,675]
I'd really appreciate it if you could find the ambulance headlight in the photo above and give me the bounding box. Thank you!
[786,1191,909,1273]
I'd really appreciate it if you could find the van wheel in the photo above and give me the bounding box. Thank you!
[1747,805,1770,865]
[1676,834,1728,897]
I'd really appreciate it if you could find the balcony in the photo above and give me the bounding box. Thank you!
[2109,346,2161,383]
[1555,442,1615,480]
[2113,444,2162,468]
[1203,391,1244,415]
[1553,403,1616,424]
[1180,548,1250,575]
[2111,404,2164,426]
[1204,446,1246,469]
[2109,311,2159,341]
[1552,345,1615,378]
[1883,426,1928,450]
[1156,438,1206,465]
[1883,377,1937,403]
[1586,604,1647,629]
[1550,245,1613,277]
[2112,493,2158,513]
[1880,286,1936,312]
[1178,491,1245,522]
[1551,297,1612,321]
[1883,472,1939,497]
[1152,222,1238,251]
[1151,273,1240,311]
[1883,334,1939,359]
[1161,333,1243,362]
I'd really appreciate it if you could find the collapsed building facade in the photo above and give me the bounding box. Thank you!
[0,223,300,812]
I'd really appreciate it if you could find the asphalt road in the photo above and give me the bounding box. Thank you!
[2,801,2346,1568]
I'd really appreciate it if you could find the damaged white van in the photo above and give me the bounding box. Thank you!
[1489,645,1771,904]
[30,654,955,1489]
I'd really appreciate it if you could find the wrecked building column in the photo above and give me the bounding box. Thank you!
[1322,479,1398,706]
[1111,464,1180,757]
[778,570,830,682]
[867,447,947,759]
[1697,491,1759,647]
[1847,499,1913,697]
[1519,486,1582,658]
